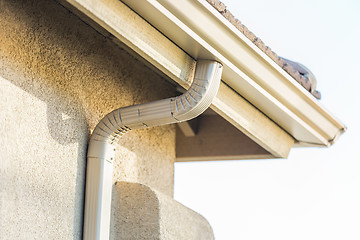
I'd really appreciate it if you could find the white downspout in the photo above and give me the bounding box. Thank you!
[83,60,223,239]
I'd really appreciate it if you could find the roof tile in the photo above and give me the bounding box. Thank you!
[206,0,321,99]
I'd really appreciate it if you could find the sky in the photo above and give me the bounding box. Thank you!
[174,0,360,239]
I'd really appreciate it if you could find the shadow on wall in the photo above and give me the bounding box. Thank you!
[0,0,176,238]
[0,62,89,238]
[111,182,161,239]
[111,182,215,240]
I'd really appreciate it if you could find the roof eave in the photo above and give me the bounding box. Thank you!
[61,0,295,158]
[122,0,346,147]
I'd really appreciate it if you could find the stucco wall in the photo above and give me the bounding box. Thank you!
[0,0,177,238]
[111,182,214,240]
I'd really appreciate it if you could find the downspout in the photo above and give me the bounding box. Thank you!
[83,60,223,239]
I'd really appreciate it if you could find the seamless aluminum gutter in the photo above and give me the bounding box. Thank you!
[122,0,345,147]
[61,0,293,158]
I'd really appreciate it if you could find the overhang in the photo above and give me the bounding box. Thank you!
[60,0,345,160]
[121,0,345,147]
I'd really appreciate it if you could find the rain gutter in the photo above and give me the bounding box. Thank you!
[122,0,346,146]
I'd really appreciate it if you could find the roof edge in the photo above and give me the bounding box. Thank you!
[205,0,321,99]
[63,0,346,147]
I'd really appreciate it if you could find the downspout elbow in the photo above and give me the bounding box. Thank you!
[83,60,223,239]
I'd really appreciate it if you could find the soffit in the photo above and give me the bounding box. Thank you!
[121,0,345,147]
[59,0,294,159]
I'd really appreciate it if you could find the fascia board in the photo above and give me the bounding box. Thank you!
[122,0,346,146]
[62,0,294,157]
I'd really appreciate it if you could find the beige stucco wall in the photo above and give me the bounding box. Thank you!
[0,0,185,238]
[111,182,214,240]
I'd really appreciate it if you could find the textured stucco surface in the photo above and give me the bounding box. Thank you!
[0,0,179,238]
[111,182,214,240]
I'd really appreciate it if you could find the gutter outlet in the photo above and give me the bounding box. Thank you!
[83,60,223,239]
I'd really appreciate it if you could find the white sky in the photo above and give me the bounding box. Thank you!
[174,0,360,239]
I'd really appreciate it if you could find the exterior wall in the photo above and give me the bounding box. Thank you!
[0,0,178,238]
[111,182,214,240]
